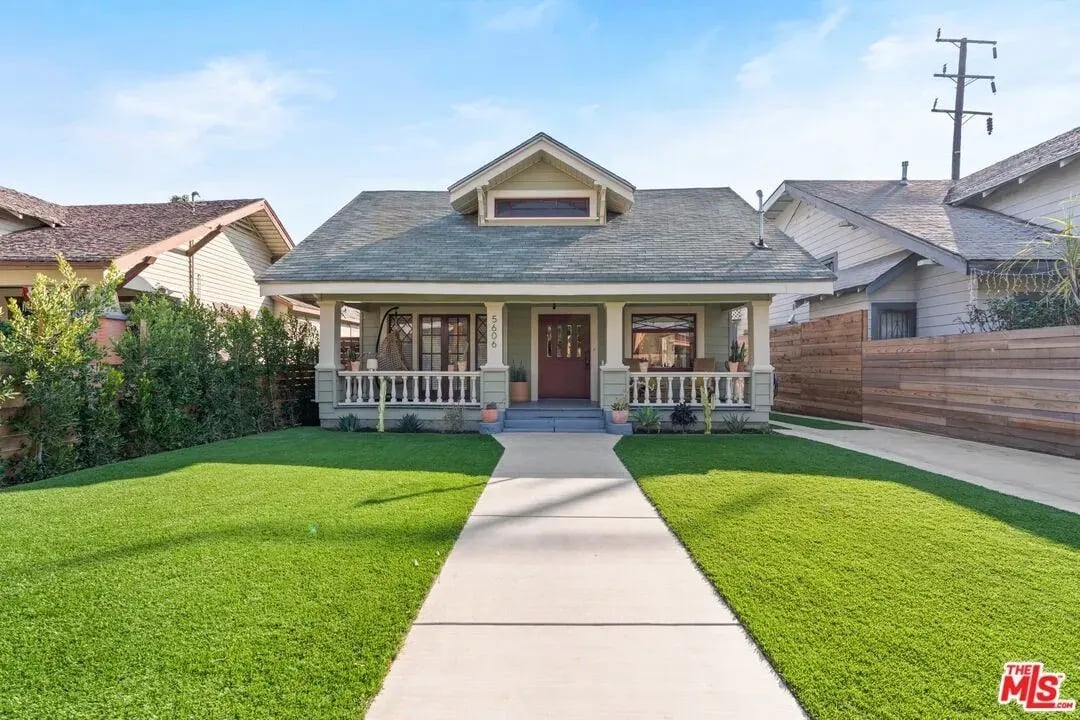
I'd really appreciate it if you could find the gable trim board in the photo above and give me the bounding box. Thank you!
[779,183,968,274]
[448,133,635,214]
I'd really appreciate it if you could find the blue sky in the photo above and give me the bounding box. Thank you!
[3,0,1078,239]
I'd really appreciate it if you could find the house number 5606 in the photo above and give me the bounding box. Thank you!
[489,313,499,348]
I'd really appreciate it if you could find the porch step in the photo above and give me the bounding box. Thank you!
[503,406,606,433]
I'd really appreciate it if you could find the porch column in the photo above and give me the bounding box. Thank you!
[480,301,509,409]
[315,300,342,413]
[600,301,629,410]
[747,298,774,414]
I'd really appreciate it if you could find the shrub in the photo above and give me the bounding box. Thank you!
[670,402,695,433]
[0,257,124,481]
[631,406,662,434]
[959,295,1079,333]
[720,413,750,434]
[338,414,364,432]
[442,406,466,433]
[396,413,425,433]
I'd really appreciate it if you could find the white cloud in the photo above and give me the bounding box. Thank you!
[736,5,849,89]
[83,56,331,161]
[483,0,559,31]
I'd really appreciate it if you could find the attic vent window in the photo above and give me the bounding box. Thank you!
[493,197,589,218]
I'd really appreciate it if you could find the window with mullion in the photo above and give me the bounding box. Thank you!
[419,315,470,371]
[631,314,696,370]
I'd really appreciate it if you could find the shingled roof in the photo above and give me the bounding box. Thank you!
[0,186,67,227]
[946,125,1080,205]
[0,191,288,265]
[783,180,1053,262]
[260,188,833,285]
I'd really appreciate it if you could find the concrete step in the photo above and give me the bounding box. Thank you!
[553,418,606,432]
[505,408,603,420]
[503,417,556,431]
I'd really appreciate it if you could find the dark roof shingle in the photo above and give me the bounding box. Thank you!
[787,180,1053,261]
[946,125,1080,204]
[0,186,67,226]
[260,188,832,284]
[0,198,259,264]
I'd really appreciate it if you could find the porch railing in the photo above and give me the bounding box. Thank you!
[339,371,481,406]
[628,372,752,407]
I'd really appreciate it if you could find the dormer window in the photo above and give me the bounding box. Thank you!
[494,197,590,219]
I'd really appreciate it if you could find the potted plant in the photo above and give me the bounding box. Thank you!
[726,340,746,372]
[610,396,629,424]
[509,363,529,403]
[346,347,361,371]
[481,401,499,423]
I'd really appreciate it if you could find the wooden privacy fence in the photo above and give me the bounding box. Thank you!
[771,311,865,421]
[771,312,1080,458]
[862,326,1080,458]
[0,364,27,462]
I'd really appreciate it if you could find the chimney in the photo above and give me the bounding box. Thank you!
[900,161,909,185]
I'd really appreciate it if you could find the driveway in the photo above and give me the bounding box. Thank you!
[366,433,806,719]
[773,420,1080,514]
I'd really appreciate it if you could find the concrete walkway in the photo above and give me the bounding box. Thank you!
[366,433,806,719]
[773,420,1080,514]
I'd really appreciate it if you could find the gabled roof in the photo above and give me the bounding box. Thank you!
[793,251,912,306]
[0,186,67,226]
[0,192,293,270]
[767,179,1053,271]
[447,132,636,214]
[260,188,832,285]
[946,125,1080,205]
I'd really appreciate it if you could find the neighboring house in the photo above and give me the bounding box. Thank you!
[765,125,1079,338]
[0,185,342,328]
[258,133,833,430]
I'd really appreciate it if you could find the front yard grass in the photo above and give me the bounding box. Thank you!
[616,435,1079,720]
[0,428,502,719]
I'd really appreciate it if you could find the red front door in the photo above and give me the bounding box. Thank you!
[538,315,590,399]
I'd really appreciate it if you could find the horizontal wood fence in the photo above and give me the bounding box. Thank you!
[771,311,865,421]
[772,313,1080,458]
[0,363,27,462]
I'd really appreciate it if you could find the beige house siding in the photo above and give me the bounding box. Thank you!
[490,160,591,192]
[702,305,732,362]
[770,200,897,327]
[969,160,1080,228]
[136,221,274,311]
[809,293,869,321]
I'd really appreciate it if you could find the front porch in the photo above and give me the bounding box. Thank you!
[312,297,775,432]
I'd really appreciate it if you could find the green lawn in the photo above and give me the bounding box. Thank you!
[0,428,502,720]
[769,412,868,430]
[616,435,1079,720]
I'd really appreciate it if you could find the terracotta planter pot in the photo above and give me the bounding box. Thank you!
[611,409,629,424]
[348,361,361,371]
[510,381,529,403]
[481,408,499,423]
[726,361,739,372]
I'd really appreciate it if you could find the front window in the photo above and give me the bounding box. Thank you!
[493,197,590,218]
[420,315,470,371]
[631,314,696,370]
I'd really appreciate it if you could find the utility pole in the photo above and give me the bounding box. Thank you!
[931,30,997,180]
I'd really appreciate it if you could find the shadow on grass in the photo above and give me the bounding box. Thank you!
[32,519,467,575]
[615,434,1080,552]
[2,428,504,494]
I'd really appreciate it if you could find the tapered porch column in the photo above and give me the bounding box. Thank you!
[747,298,773,412]
[600,301,629,410]
[315,300,342,411]
[480,301,509,409]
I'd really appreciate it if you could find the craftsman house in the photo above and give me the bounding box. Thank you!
[0,186,340,327]
[764,125,1079,338]
[259,133,833,431]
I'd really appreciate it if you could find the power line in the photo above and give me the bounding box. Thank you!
[930,29,998,180]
